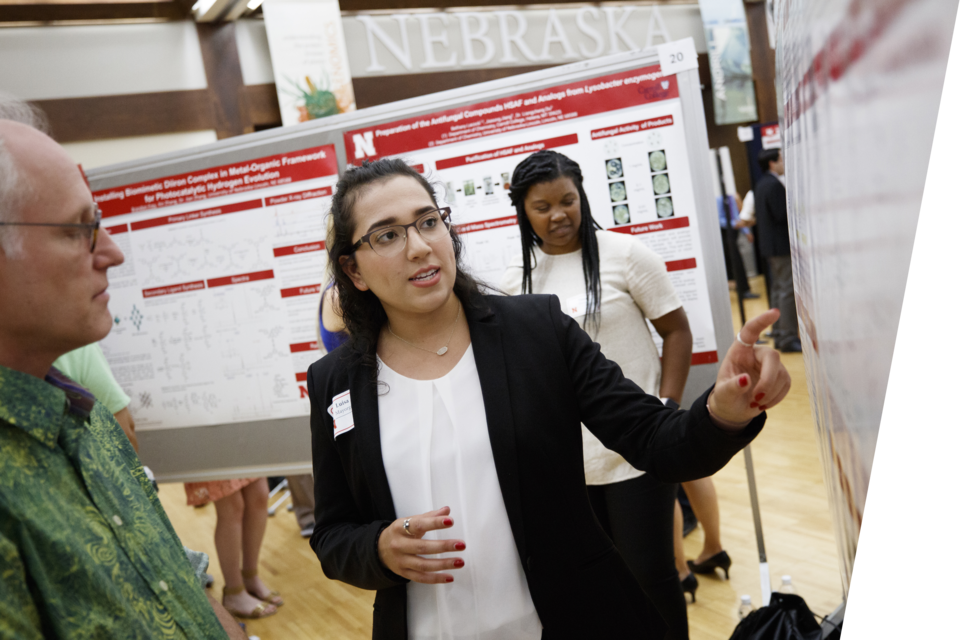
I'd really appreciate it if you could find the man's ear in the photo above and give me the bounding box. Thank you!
[339,254,369,291]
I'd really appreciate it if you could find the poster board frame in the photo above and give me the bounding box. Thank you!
[86,48,734,483]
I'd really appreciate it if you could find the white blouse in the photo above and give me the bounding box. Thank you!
[377,345,542,640]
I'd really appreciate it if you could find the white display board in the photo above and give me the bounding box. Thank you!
[777,0,959,597]
[344,64,719,365]
[85,48,733,482]
[93,148,338,430]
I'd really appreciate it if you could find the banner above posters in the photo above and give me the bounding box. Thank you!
[698,0,758,125]
[263,0,357,126]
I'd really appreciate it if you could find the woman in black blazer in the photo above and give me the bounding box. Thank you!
[307,159,790,640]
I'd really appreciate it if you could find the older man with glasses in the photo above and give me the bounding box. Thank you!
[0,118,246,639]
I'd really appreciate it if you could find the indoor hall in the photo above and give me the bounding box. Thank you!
[2,0,956,637]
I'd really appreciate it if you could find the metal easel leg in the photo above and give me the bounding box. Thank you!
[267,478,290,516]
[743,444,772,605]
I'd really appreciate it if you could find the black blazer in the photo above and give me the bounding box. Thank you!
[754,171,791,258]
[307,294,763,640]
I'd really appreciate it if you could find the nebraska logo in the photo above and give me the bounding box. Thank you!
[353,132,376,159]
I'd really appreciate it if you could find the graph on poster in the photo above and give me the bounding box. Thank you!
[92,147,338,430]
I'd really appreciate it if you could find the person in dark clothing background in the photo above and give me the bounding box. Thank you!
[754,148,801,353]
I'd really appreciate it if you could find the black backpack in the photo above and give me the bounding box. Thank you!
[729,593,826,640]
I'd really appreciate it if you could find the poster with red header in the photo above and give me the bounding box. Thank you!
[91,146,337,430]
[344,66,719,364]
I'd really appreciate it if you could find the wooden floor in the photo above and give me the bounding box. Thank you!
[158,276,844,640]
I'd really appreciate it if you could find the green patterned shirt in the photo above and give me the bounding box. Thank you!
[0,365,228,640]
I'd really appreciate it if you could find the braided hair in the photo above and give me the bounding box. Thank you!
[509,150,603,334]
[327,158,487,374]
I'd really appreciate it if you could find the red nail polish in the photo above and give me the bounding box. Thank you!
[738,375,749,388]
[446,577,454,583]
[754,393,765,401]
[454,559,464,567]
[749,402,758,409]
[454,542,466,551]
[759,405,767,411]
[443,518,453,526]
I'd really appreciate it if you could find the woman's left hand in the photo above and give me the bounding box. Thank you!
[708,309,792,429]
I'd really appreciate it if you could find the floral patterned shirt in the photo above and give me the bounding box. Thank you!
[0,365,228,640]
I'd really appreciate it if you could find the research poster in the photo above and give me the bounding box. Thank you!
[345,65,719,364]
[778,0,956,596]
[91,146,338,430]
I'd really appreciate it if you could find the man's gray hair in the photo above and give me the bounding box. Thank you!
[0,92,47,257]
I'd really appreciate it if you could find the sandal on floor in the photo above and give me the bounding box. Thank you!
[241,569,284,607]
[222,586,278,619]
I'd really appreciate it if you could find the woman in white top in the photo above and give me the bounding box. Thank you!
[500,150,692,639]
[308,158,791,640]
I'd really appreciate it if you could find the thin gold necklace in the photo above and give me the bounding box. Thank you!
[388,303,462,356]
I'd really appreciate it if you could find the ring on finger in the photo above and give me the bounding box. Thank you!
[735,331,755,348]
[403,518,414,537]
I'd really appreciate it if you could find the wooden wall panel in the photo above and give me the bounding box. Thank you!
[197,22,252,139]
[745,0,778,124]
[33,90,216,143]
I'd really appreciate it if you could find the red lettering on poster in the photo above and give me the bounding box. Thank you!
[436,135,579,170]
[93,145,338,218]
[290,341,320,353]
[665,258,697,272]
[273,241,325,258]
[344,66,676,163]
[456,215,518,235]
[142,280,206,298]
[610,217,690,235]
[265,186,333,207]
[207,269,275,288]
[130,199,262,231]
[106,223,129,235]
[590,116,674,140]
[691,351,719,365]
[280,284,324,298]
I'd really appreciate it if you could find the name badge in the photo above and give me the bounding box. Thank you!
[327,390,355,439]
[566,294,589,319]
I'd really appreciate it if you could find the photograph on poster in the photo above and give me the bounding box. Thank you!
[606,158,624,179]
[656,196,675,218]
[613,204,631,224]
[483,176,494,195]
[609,181,628,202]
[652,173,672,195]
[649,149,668,172]
[464,179,476,196]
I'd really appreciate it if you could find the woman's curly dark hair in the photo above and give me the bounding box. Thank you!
[509,150,603,334]
[327,158,487,373]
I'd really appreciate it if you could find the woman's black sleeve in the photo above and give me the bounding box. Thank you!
[547,294,764,482]
[307,363,407,591]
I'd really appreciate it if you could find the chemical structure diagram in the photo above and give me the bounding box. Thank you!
[134,227,272,287]
[271,203,326,241]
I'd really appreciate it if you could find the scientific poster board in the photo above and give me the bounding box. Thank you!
[86,48,734,482]
[344,66,719,364]
[777,0,958,597]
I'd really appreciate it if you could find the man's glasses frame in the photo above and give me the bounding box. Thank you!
[0,206,102,253]
[350,207,452,257]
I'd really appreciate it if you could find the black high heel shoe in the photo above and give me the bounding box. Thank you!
[687,550,732,579]
[681,573,698,603]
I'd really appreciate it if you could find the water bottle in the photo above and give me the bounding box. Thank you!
[779,575,796,595]
[737,594,755,620]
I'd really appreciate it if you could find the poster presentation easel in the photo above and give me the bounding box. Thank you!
[87,48,734,482]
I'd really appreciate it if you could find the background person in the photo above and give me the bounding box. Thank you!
[755,148,801,353]
[501,150,692,637]
[308,158,790,639]
[183,478,283,619]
